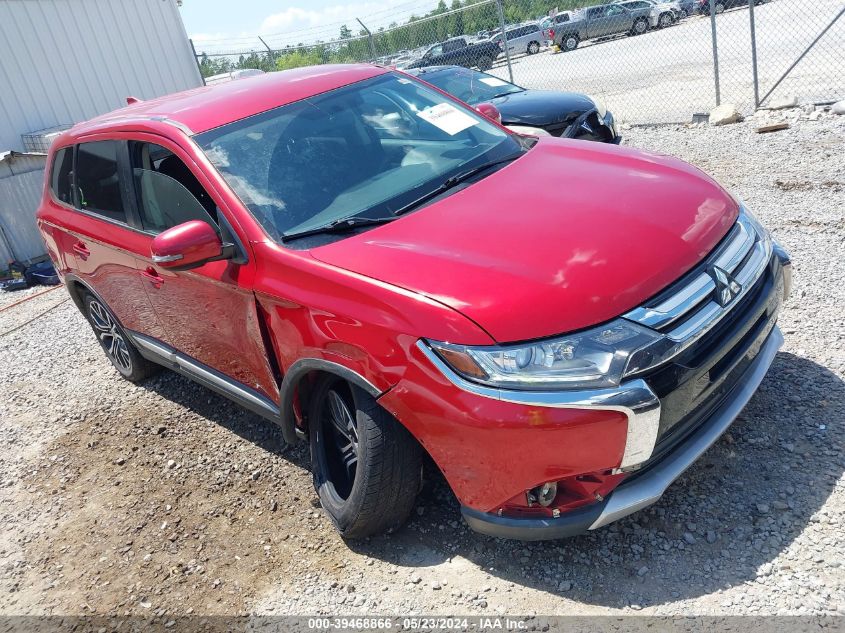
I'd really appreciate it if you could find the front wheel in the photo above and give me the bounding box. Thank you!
[527,41,540,54]
[310,377,422,539]
[631,18,649,34]
[715,2,725,12]
[658,12,674,26]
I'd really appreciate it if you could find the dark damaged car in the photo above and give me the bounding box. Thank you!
[405,65,620,143]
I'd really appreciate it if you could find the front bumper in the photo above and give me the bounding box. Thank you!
[462,324,783,540]
[547,108,620,144]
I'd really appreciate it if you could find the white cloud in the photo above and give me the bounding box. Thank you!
[192,0,441,52]
[258,0,439,40]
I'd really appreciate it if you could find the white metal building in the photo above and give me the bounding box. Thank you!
[0,0,203,153]
[0,0,203,263]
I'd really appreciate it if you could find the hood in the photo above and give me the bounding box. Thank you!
[492,89,597,128]
[311,139,737,343]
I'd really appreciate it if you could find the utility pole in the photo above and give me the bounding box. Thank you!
[708,0,721,106]
[356,18,377,61]
[494,0,513,83]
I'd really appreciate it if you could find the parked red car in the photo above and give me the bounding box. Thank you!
[37,65,791,540]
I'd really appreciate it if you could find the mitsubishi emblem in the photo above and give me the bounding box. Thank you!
[710,266,742,307]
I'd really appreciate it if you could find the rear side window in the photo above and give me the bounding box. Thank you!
[50,147,74,205]
[75,141,126,222]
[129,142,218,234]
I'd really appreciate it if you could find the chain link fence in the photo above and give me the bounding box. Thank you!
[193,0,844,124]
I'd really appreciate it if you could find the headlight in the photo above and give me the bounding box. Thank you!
[425,319,662,391]
[505,124,551,137]
[427,203,772,392]
[587,95,607,119]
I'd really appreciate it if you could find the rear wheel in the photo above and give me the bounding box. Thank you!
[309,376,422,539]
[82,292,158,382]
[561,33,579,51]
[632,17,649,34]
[527,41,540,54]
[715,2,725,12]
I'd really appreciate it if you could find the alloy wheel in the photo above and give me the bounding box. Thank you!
[321,388,360,500]
[88,299,132,374]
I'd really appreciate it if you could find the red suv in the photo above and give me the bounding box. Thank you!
[37,65,791,540]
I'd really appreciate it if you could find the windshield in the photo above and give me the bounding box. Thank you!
[416,67,524,106]
[196,72,519,242]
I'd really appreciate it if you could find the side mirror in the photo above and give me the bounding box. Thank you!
[151,220,223,270]
[476,102,502,124]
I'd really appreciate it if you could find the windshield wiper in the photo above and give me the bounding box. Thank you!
[392,154,521,217]
[281,215,396,242]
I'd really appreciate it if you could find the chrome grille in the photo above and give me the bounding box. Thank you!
[624,212,772,348]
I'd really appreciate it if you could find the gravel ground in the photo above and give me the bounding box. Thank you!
[0,111,843,618]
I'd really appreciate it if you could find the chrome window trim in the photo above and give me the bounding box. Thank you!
[416,340,661,470]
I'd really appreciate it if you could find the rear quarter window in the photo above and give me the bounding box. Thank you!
[50,147,74,205]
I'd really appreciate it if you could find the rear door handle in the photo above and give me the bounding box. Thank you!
[72,241,90,260]
[140,267,164,288]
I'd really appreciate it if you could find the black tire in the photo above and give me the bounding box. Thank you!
[560,33,579,51]
[631,17,649,34]
[658,12,674,26]
[82,291,159,382]
[715,2,725,12]
[476,56,494,71]
[527,41,540,54]
[309,376,422,539]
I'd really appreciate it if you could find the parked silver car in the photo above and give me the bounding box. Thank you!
[492,22,545,55]
[616,0,680,27]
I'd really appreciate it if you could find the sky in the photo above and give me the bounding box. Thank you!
[181,0,442,53]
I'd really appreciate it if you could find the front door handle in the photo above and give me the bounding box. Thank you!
[140,267,164,288]
[72,241,90,260]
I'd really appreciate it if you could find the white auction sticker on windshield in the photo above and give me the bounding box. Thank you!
[479,77,508,87]
[417,102,478,135]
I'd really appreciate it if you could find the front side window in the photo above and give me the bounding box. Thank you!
[75,141,126,222]
[197,73,520,242]
[416,67,523,106]
[129,142,218,234]
[50,147,74,205]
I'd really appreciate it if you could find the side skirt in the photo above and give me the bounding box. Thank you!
[126,330,281,424]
